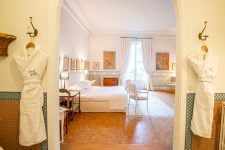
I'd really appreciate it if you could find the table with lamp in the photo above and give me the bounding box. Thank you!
[58,72,81,143]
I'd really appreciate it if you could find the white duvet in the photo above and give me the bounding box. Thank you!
[77,86,127,110]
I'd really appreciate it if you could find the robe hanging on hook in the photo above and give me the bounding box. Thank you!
[26,17,38,38]
[198,21,209,41]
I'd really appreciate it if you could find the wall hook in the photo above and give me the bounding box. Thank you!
[198,21,209,41]
[26,17,38,38]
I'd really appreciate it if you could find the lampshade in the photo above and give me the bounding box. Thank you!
[60,72,69,80]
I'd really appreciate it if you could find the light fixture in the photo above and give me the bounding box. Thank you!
[60,72,69,88]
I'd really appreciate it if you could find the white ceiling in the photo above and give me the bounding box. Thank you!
[64,0,176,36]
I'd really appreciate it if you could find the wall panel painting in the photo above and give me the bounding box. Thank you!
[93,62,99,70]
[63,56,70,71]
[70,58,76,71]
[156,52,169,70]
[103,51,116,70]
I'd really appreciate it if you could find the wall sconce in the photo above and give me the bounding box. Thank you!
[60,72,69,88]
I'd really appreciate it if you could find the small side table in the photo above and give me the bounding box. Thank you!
[59,107,68,143]
[69,90,81,113]
[59,89,81,113]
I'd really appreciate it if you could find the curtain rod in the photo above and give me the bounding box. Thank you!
[120,36,153,39]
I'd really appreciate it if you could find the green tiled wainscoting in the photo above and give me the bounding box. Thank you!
[0,92,48,150]
[185,93,225,150]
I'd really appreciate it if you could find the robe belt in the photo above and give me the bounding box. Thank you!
[23,79,41,84]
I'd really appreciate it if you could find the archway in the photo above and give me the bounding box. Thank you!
[46,0,186,150]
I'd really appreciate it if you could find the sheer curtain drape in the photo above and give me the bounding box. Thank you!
[141,39,153,90]
[120,38,131,85]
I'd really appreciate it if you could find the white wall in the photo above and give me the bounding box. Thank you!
[89,36,121,71]
[151,37,176,72]
[0,1,60,150]
[89,36,176,72]
[59,6,90,87]
[1,0,225,150]
[180,0,225,92]
[0,0,49,91]
[173,1,225,149]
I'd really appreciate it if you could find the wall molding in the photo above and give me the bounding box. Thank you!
[90,33,176,39]
[88,71,120,86]
[88,71,121,75]
[62,1,176,37]
[63,0,91,35]
[91,30,176,37]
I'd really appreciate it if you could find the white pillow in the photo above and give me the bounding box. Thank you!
[73,80,90,91]
[79,80,93,89]
[90,80,96,85]
[69,80,94,91]
[68,84,82,91]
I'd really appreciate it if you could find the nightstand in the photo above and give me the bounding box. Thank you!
[59,89,81,113]
[59,89,81,142]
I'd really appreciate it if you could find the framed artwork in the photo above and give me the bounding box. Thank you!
[63,56,70,71]
[85,61,90,70]
[103,51,116,70]
[93,62,100,70]
[172,63,176,70]
[70,58,76,70]
[156,52,169,70]
[76,59,81,70]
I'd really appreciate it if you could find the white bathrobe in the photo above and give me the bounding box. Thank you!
[13,46,47,146]
[188,50,217,138]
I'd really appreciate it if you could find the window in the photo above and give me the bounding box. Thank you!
[125,41,147,89]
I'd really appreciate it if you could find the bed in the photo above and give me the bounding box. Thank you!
[68,81,128,112]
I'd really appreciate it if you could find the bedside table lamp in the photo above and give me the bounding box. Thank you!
[60,72,69,88]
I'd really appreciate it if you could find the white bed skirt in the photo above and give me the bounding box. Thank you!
[68,85,128,112]
[80,101,126,112]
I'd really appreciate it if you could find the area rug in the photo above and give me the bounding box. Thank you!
[127,96,174,118]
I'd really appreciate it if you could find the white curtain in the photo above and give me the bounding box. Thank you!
[141,39,153,90]
[120,38,131,85]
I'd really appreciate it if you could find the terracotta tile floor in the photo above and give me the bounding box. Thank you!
[61,92,174,150]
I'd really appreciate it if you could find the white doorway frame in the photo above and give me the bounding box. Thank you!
[46,0,187,150]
